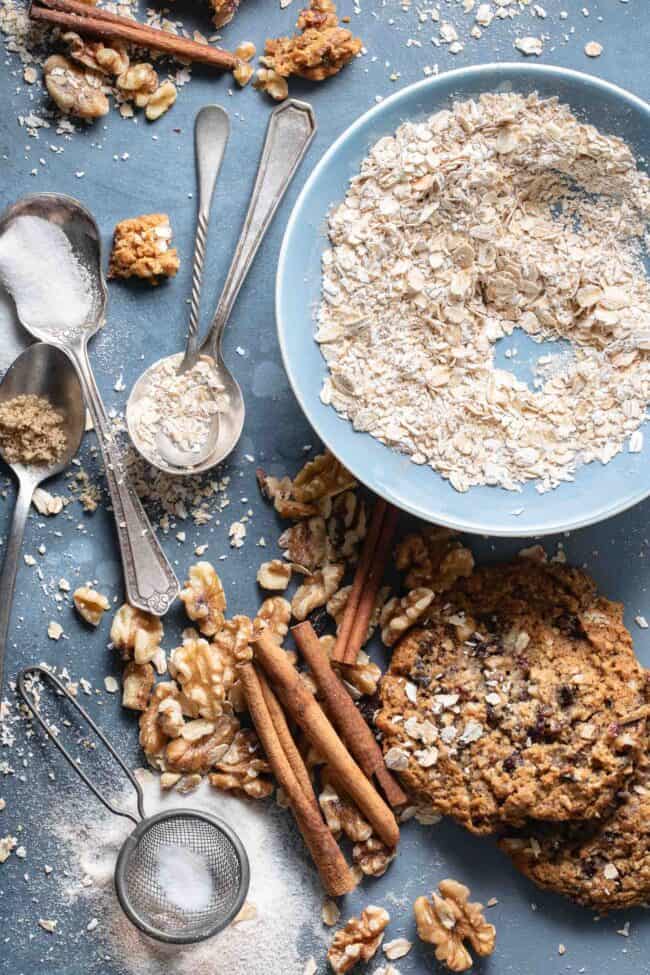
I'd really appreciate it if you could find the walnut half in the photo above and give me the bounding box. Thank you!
[179,561,226,636]
[110,603,163,664]
[327,905,390,974]
[44,55,109,119]
[414,879,496,973]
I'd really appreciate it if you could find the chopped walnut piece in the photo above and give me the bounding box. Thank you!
[166,714,240,774]
[43,55,109,119]
[380,588,434,646]
[327,905,390,974]
[63,32,129,75]
[292,563,345,621]
[340,651,381,697]
[109,213,180,284]
[209,729,274,798]
[319,782,372,842]
[279,516,328,572]
[257,469,319,519]
[262,0,362,82]
[253,597,291,646]
[122,661,154,711]
[352,836,396,878]
[257,559,292,591]
[169,630,236,720]
[209,0,240,28]
[293,451,356,503]
[395,528,474,592]
[233,41,256,86]
[116,62,158,107]
[327,491,366,561]
[110,603,163,664]
[253,68,289,101]
[145,80,177,121]
[73,586,110,626]
[414,880,496,973]
[157,695,185,738]
[179,561,227,636]
[139,682,179,766]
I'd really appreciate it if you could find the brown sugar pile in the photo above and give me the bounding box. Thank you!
[0,393,67,465]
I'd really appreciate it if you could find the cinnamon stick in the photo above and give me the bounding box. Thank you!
[30,0,237,70]
[257,670,313,800]
[253,628,400,849]
[240,663,355,897]
[342,504,399,665]
[331,497,387,664]
[292,620,407,809]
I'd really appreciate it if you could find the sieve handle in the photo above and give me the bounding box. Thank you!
[17,665,146,826]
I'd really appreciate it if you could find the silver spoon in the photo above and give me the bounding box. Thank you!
[127,99,317,476]
[0,343,85,689]
[0,194,179,616]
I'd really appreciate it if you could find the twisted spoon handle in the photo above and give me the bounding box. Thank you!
[181,105,230,371]
[0,474,34,690]
[70,339,179,616]
[201,99,316,359]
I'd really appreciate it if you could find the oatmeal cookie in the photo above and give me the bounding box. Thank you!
[375,561,647,834]
[500,736,650,910]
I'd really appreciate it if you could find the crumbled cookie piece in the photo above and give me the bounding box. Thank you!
[262,0,362,83]
[376,561,648,834]
[109,213,180,284]
[122,661,155,711]
[43,55,109,119]
[414,879,495,973]
[73,586,110,626]
[110,603,163,665]
[327,905,389,974]
[179,561,227,636]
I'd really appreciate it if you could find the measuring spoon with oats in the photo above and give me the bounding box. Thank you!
[0,343,85,689]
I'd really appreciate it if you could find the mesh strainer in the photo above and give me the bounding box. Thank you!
[18,666,250,945]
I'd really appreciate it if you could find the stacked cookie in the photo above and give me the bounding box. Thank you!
[376,560,650,911]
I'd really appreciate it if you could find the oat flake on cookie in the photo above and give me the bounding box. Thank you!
[316,92,650,493]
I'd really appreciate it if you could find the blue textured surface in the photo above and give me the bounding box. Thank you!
[0,1,649,973]
[277,63,650,537]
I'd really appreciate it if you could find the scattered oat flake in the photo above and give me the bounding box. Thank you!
[635,615,648,629]
[104,675,119,693]
[39,918,57,933]
[584,41,603,56]
[558,944,566,955]
[302,959,317,975]
[617,921,630,937]
[383,937,412,960]
[515,36,543,55]
[47,621,63,640]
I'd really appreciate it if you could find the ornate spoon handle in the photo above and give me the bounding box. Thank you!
[70,339,179,616]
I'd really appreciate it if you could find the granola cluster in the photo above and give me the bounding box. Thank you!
[109,214,180,284]
[255,0,362,100]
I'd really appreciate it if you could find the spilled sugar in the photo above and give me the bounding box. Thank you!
[53,770,327,975]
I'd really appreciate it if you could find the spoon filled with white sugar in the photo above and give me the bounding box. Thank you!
[0,193,179,617]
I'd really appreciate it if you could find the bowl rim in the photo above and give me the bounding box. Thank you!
[276,62,650,537]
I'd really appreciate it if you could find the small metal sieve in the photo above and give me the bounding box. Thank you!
[18,666,250,945]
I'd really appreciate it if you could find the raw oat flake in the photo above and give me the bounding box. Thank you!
[316,92,650,493]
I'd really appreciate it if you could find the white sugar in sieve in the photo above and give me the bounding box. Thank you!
[18,666,249,945]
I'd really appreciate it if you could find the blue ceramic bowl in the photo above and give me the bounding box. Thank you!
[276,64,650,537]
